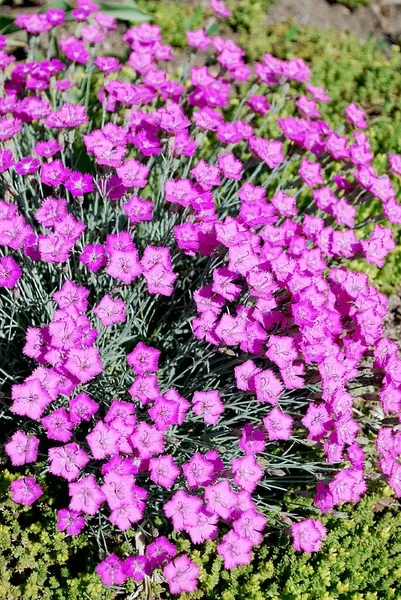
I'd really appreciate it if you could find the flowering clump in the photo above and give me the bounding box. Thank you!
[1,0,401,595]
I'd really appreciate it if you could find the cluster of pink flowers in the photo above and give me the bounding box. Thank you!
[1,0,401,594]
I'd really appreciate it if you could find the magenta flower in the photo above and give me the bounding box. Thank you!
[129,374,160,405]
[64,172,94,196]
[94,56,122,73]
[35,197,67,227]
[42,407,73,442]
[124,555,150,581]
[69,392,99,424]
[80,244,107,272]
[86,421,120,460]
[11,476,43,506]
[292,518,327,553]
[69,475,106,515]
[5,431,39,466]
[117,158,149,188]
[149,455,180,488]
[233,509,266,546]
[217,530,253,570]
[41,160,70,187]
[11,378,52,421]
[263,407,293,441]
[164,490,203,531]
[49,443,89,481]
[0,256,22,288]
[204,480,237,519]
[182,452,215,489]
[106,250,142,285]
[123,196,153,223]
[187,508,218,544]
[94,295,126,327]
[66,347,103,384]
[192,390,224,425]
[96,554,127,586]
[143,265,177,296]
[127,342,160,375]
[148,397,179,430]
[232,455,263,493]
[163,555,200,594]
[130,422,164,458]
[57,509,85,536]
[53,279,89,312]
[15,157,40,175]
[146,536,177,568]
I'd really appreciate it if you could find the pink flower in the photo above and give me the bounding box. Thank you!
[263,407,293,441]
[64,172,94,196]
[54,280,89,313]
[182,452,214,489]
[254,370,283,405]
[143,264,177,296]
[0,256,22,288]
[148,397,179,430]
[124,555,150,581]
[86,421,120,460]
[127,342,160,375]
[11,379,52,421]
[149,455,180,488]
[164,490,203,531]
[94,295,126,326]
[41,160,70,187]
[42,407,73,442]
[69,475,106,515]
[218,153,243,180]
[57,509,85,536]
[117,158,149,188]
[163,555,200,594]
[192,390,224,425]
[204,480,237,519]
[5,431,39,466]
[130,422,164,458]
[344,102,367,129]
[49,443,89,481]
[69,392,99,424]
[10,476,43,506]
[292,518,327,553]
[129,374,160,405]
[123,196,153,223]
[102,472,136,510]
[187,508,218,544]
[238,425,266,455]
[232,455,263,492]
[232,509,266,546]
[80,244,107,272]
[146,536,177,568]
[217,530,253,569]
[66,347,103,384]
[106,250,142,285]
[96,554,127,586]
[109,503,143,530]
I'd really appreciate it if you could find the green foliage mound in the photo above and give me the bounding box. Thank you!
[1,467,401,600]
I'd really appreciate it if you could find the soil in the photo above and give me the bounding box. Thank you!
[268,0,401,42]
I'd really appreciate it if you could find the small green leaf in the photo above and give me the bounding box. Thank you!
[97,2,151,22]
[0,16,19,35]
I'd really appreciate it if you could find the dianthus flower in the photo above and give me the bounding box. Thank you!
[292,518,327,553]
[94,295,126,326]
[11,476,43,506]
[163,555,200,595]
[57,509,85,536]
[96,554,127,586]
[5,431,39,466]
